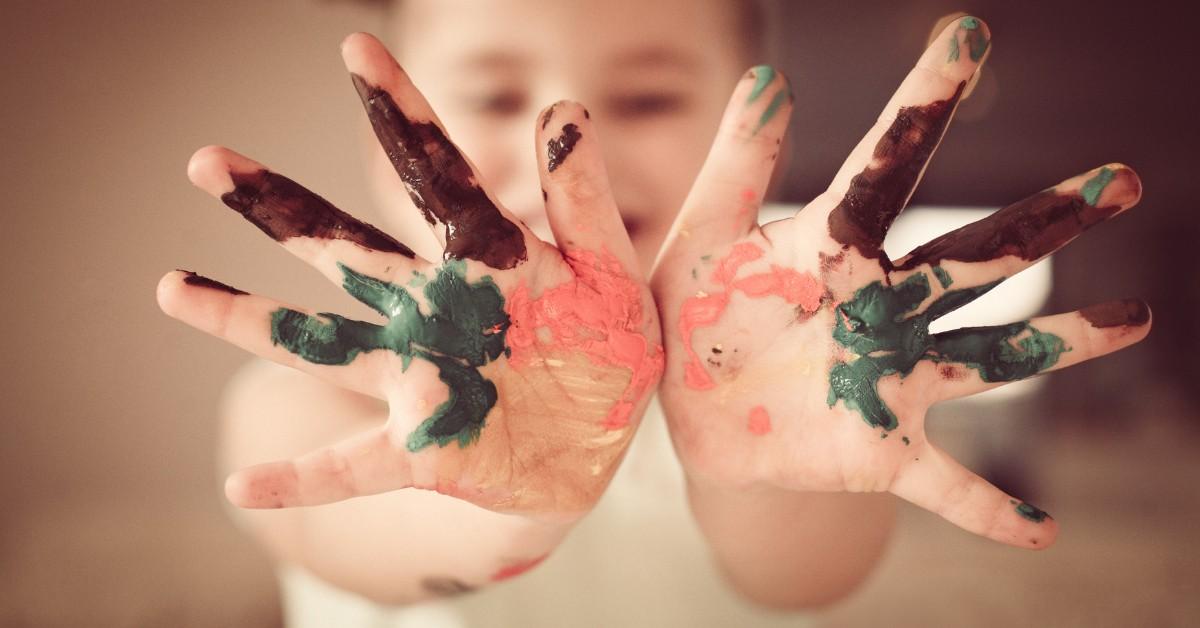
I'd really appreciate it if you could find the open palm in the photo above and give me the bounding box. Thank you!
[158,34,662,521]
[652,17,1149,548]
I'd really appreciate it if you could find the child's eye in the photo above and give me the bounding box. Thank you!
[465,91,528,117]
[605,92,690,120]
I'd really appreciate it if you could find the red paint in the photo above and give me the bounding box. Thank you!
[506,248,664,429]
[747,405,772,435]
[678,242,824,389]
[491,554,549,581]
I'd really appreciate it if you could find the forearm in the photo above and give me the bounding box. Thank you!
[685,479,896,609]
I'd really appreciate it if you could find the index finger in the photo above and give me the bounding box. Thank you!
[341,33,529,270]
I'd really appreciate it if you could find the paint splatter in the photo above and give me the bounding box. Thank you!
[947,16,990,63]
[1015,501,1050,522]
[269,261,509,451]
[747,405,772,435]
[422,577,475,596]
[1080,166,1115,206]
[547,123,582,172]
[351,74,526,269]
[221,168,414,256]
[827,82,966,264]
[505,248,663,430]
[491,554,549,582]
[827,269,1067,430]
[179,270,247,296]
[678,242,823,390]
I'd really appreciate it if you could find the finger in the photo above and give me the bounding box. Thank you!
[923,298,1151,401]
[341,32,529,270]
[890,443,1058,549]
[657,65,793,261]
[821,16,990,263]
[225,426,411,508]
[892,165,1142,298]
[535,100,640,275]
[188,145,425,289]
[157,270,386,398]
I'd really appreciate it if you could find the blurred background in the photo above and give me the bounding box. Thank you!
[1,0,1197,626]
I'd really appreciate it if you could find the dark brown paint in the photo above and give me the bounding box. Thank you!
[221,169,414,257]
[1080,299,1150,328]
[179,270,248,296]
[546,123,581,173]
[351,74,527,270]
[828,81,966,263]
[895,168,1138,271]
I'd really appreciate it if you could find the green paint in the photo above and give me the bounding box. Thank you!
[932,265,953,288]
[755,89,790,134]
[700,255,712,263]
[827,269,1067,431]
[408,270,428,288]
[691,268,699,280]
[1015,501,1049,522]
[270,261,509,451]
[1080,167,1115,206]
[746,65,775,103]
[947,16,990,63]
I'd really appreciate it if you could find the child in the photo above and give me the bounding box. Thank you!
[156,1,1150,625]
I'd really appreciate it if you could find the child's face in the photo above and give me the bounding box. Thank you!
[369,0,750,268]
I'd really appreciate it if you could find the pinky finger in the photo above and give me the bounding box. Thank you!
[890,443,1058,549]
[226,426,411,508]
[156,270,385,398]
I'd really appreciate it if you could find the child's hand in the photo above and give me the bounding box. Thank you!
[158,34,662,522]
[652,17,1148,549]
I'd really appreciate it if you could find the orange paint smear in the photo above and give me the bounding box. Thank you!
[506,248,664,430]
[747,405,772,435]
[678,242,823,390]
[490,553,549,581]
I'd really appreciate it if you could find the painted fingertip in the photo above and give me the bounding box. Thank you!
[945,16,991,64]
[1083,163,1142,208]
[539,100,589,173]
[1080,298,1152,329]
[738,65,792,134]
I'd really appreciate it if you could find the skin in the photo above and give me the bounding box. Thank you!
[651,17,1151,574]
[160,32,664,598]
[156,3,1152,611]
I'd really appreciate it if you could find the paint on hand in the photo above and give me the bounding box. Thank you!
[931,265,953,288]
[547,123,582,172]
[896,166,1138,271]
[506,248,663,429]
[221,168,414,256]
[1080,166,1115,206]
[179,270,247,296]
[947,16,990,63]
[351,74,526,269]
[1014,501,1050,522]
[827,82,966,264]
[678,242,823,389]
[421,577,476,596]
[747,405,772,435]
[269,261,509,451]
[744,65,791,134]
[490,554,550,582]
[1079,298,1151,328]
[827,269,1067,430]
